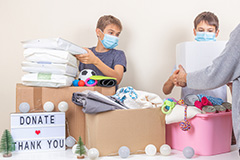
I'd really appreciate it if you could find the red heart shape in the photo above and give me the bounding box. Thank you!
[35,130,41,135]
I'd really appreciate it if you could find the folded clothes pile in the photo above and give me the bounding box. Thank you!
[21,38,86,87]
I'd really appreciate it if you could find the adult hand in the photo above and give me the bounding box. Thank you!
[75,47,99,65]
[176,65,187,87]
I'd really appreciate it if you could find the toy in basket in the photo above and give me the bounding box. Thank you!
[179,105,191,131]
[161,98,177,114]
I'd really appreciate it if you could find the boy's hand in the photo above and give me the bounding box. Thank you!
[75,47,99,65]
[171,69,179,86]
[176,65,187,87]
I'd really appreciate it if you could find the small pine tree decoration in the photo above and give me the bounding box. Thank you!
[0,130,15,157]
[75,136,86,159]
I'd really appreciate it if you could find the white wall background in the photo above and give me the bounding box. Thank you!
[1,0,239,134]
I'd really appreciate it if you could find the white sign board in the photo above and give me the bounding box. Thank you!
[176,41,227,73]
[11,112,65,152]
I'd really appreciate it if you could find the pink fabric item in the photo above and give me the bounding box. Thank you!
[194,97,213,110]
[194,101,203,110]
[201,97,209,106]
[201,97,213,106]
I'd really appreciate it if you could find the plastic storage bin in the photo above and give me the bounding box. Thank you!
[166,112,232,156]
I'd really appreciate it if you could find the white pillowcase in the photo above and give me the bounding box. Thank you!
[22,61,78,77]
[24,48,78,67]
[22,38,87,55]
[22,73,74,88]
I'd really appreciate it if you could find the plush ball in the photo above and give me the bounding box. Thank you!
[58,101,69,112]
[160,144,171,156]
[72,144,78,154]
[183,146,195,159]
[43,101,54,112]
[78,69,96,82]
[78,80,85,86]
[66,136,76,148]
[88,148,99,159]
[145,144,157,156]
[19,102,30,113]
[118,146,130,158]
[72,80,79,86]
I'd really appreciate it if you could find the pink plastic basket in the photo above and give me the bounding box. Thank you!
[166,111,232,156]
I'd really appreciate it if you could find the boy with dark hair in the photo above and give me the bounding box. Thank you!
[76,15,126,85]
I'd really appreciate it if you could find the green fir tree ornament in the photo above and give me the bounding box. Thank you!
[75,136,86,159]
[0,129,15,157]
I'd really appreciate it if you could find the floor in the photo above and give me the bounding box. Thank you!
[2,145,240,160]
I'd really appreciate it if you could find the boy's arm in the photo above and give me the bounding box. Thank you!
[76,48,124,84]
[162,70,179,95]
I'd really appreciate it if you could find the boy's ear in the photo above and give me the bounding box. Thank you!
[193,29,197,36]
[96,28,101,37]
[215,30,219,37]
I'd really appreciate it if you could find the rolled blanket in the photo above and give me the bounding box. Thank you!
[183,94,199,106]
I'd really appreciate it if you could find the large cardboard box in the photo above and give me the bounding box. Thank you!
[16,84,115,143]
[176,41,226,73]
[85,107,165,156]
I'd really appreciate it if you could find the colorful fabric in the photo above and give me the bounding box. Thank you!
[197,94,223,105]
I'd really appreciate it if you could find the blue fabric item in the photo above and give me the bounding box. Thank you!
[112,86,138,103]
[195,32,216,41]
[100,31,119,49]
[197,94,224,105]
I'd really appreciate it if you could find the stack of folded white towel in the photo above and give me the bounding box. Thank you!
[21,38,86,87]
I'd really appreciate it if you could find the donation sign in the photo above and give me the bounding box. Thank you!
[11,112,65,152]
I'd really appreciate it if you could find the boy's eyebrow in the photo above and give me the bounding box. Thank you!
[108,29,121,33]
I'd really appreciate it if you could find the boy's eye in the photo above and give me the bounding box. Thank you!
[207,29,214,32]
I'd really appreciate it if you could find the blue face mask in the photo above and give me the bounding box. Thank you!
[100,30,119,49]
[195,32,216,41]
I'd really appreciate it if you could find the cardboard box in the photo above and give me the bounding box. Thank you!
[176,41,226,73]
[16,84,115,143]
[85,107,165,156]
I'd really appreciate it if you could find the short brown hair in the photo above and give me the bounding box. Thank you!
[194,12,219,31]
[96,15,122,31]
